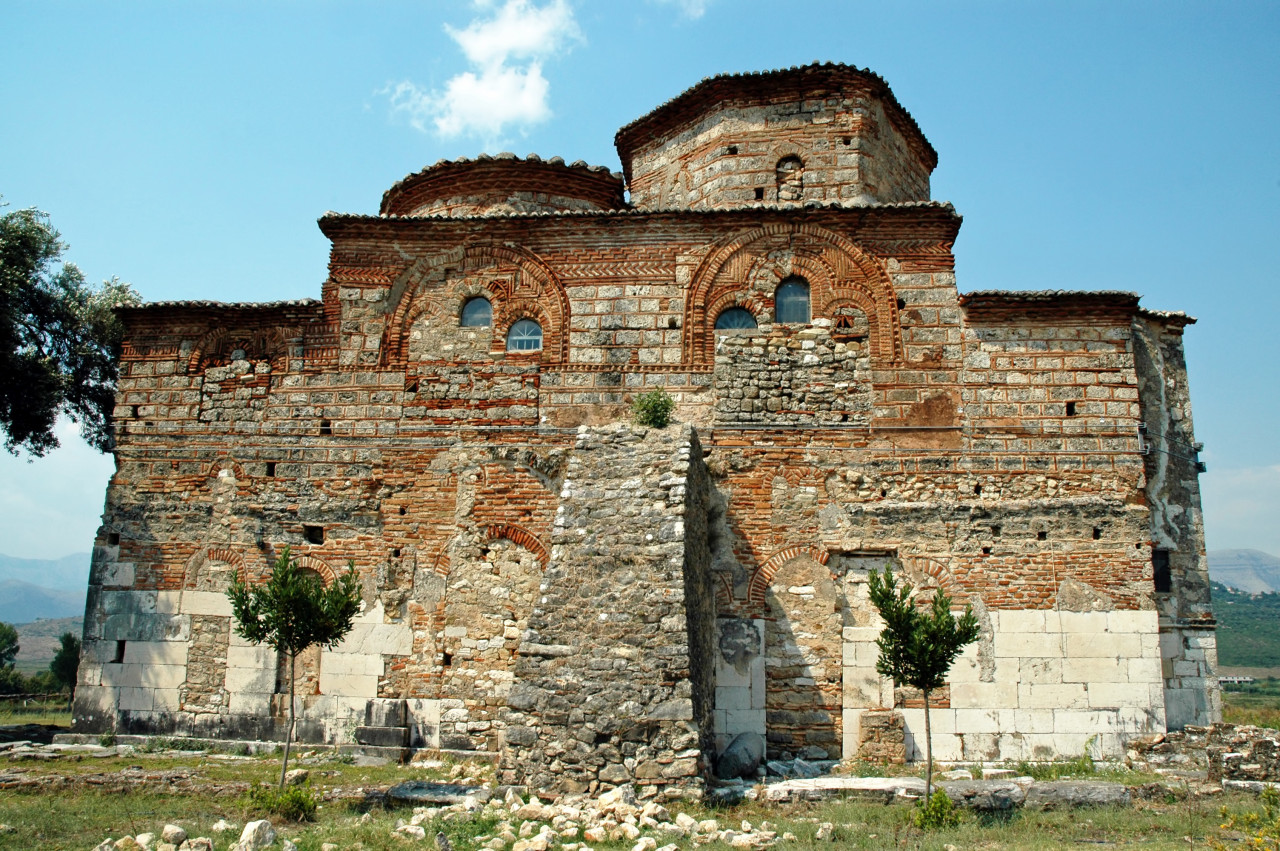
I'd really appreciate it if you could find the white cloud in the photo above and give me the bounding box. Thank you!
[385,0,581,144]
[648,0,713,20]
[1200,463,1280,556]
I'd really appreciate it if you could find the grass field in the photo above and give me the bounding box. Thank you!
[0,697,71,728]
[0,748,1265,851]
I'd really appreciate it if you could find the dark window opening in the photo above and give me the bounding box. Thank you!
[880,489,887,498]
[775,276,811,324]
[406,378,418,393]
[112,640,126,664]
[1093,527,1102,540]
[715,307,758,330]
[265,462,276,477]
[399,505,407,516]
[667,317,679,329]
[319,418,332,435]
[1037,530,1048,541]
[460,297,493,327]
[991,525,1002,538]
[1153,549,1172,593]
[726,145,738,155]
[982,546,992,555]
[107,532,120,546]
[973,485,982,496]
[303,525,325,545]
[896,297,906,311]
[842,136,852,146]
[1066,401,1077,416]
[392,547,401,558]
[442,651,453,668]
[754,187,765,201]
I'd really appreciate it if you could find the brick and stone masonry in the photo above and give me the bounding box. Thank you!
[73,63,1219,794]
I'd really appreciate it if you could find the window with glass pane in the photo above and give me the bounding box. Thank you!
[506,318,543,351]
[715,308,758,330]
[775,278,810,323]
[460,297,492,327]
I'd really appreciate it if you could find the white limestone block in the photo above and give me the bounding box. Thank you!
[321,651,383,677]
[842,669,885,708]
[997,610,1045,633]
[225,664,275,694]
[1085,682,1148,709]
[1013,708,1055,730]
[318,671,378,697]
[1020,683,1087,709]
[1128,658,1164,684]
[335,622,412,656]
[226,644,276,669]
[901,707,955,735]
[107,663,186,690]
[180,590,233,617]
[1062,656,1126,684]
[1059,611,1109,634]
[947,653,982,683]
[151,687,182,713]
[954,708,1005,734]
[1018,656,1063,683]
[995,632,1064,658]
[1107,610,1158,633]
[842,627,881,643]
[1066,633,1141,658]
[228,692,271,716]
[949,681,1018,708]
[723,709,765,734]
[100,562,136,587]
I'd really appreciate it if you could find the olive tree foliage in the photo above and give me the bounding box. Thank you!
[50,631,82,691]
[0,198,140,456]
[0,622,17,668]
[867,565,980,798]
[228,547,362,788]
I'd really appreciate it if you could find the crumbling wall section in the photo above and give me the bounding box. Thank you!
[500,424,713,796]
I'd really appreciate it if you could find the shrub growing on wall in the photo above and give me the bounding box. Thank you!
[631,389,675,428]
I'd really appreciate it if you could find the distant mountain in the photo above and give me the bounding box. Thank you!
[0,580,85,625]
[1209,549,1280,594]
[13,617,83,671]
[0,552,91,592]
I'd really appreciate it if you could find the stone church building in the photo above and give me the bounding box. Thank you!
[73,63,1219,793]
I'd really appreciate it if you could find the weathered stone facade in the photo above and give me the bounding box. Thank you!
[74,63,1219,793]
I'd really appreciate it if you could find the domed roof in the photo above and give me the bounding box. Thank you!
[380,153,626,218]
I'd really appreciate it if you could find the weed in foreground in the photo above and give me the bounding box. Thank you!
[244,784,319,822]
[913,789,961,830]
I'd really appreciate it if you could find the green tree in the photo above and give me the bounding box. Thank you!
[49,631,81,692]
[867,565,980,798]
[228,547,361,788]
[0,621,18,668]
[0,198,140,455]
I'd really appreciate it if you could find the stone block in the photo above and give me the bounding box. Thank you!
[366,698,406,727]
[1062,656,1125,684]
[1107,610,1157,634]
[1020,683,1087,709]
[355,725,408,747]
[337,622,412,656]
[152,687,182,713]
[1128,658,1164,684]
[318,671,378,697]
[949,681,1018,708]
[1065,633,1141,658]
[225,664,275,694]
[180,591,232,617]
[122,641,188,667]
[994,632,1064,658]
[954,708,1006,734]
[1058,612,1109,634]
[996,610,1045,633]
[154,591,182,614]
[321,651,383,677]
[715,686,752,712]
[118,686,154,712]
[226,644,276,669]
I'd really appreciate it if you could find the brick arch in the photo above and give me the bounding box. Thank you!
[291,554,339,586]
[746,544,831,607]
[182,545,254,590]
[685,223,902,365]
[900,553,963,598]
[483,524,549,567]
[205,459,247,482]
[186,326,288,374]
[384,243,569,367]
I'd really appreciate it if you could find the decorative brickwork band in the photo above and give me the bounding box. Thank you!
[185,325,288,374]
[746,544,831,606]
[685,223,903,365]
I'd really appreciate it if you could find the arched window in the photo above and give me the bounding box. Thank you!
[714,307,758,330]
[775,277,810,324]
[460,296,492,327]
[506,318,543,351]
[776,155,804,202]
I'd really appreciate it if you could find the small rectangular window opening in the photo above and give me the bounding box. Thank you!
[112,640,126,664]
[107,532,120,546]
[392,547,401,558]
[726,145,738,155]
[442,651,453,668]
[406,378,419,393]
[991,525,1002,538]
[1037,530,1048,541]
[1153,549,1172,593]
[754,187,765,201]
[982,546,992,555]
[1093,526,1102,540]
[1065,401,1077,416]
[319,418,332,435]
[303,525,325,545]
[842,136,852,146]
[265,462,276,477]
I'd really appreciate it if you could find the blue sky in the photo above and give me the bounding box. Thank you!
[1,0,1277,559]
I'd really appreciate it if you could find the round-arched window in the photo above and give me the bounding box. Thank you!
[715,307,758,330]
[460,297,492,327]
[506,318,543,351]
[775,277,811,324]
